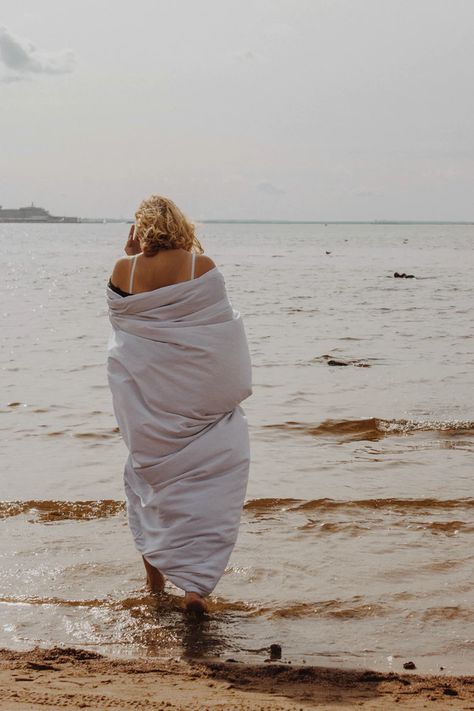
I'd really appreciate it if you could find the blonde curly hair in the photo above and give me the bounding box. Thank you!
[134,195,204,256]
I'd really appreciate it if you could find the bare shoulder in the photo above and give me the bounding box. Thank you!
[111,256,133,285]
[195,254,217,278]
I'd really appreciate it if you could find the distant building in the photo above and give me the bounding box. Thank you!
[0,203,78,223]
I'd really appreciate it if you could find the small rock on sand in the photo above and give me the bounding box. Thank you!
[270,644,282,660]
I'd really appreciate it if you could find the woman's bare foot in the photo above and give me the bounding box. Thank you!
[142,555,165,593]
[184,591,208,615]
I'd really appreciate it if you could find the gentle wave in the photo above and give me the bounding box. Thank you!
[264,417,474,441]
[267,599,388,620]
[243,497,301,511]
[0,592,390,620]
[297,518,473,536]
[245,497,474,513]
[422,606,474,622]
[0,592,184,613]
[0,500,125,521]
[294,498,474,513]
[3,496,474,522]
[297,520,370,534]
[0,591,255,616]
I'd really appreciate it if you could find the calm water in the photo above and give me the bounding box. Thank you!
[1,222,473,674]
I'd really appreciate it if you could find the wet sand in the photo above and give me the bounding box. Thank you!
[1,646,472,710]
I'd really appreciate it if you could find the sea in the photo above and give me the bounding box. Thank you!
[1,222,473,674]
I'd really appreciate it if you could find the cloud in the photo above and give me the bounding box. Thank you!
[0,26,74,79]
[257,181,286,196]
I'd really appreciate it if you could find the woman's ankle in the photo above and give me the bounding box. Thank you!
[184,591,208,613]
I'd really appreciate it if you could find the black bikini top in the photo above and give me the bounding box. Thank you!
[108,278,131,297]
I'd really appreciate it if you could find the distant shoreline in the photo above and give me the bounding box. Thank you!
[199,219,474,225]
[1,218,473,225]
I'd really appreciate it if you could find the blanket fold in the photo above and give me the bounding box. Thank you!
[107,267,252,596]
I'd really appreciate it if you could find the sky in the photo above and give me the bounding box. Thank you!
[1,0,474,221]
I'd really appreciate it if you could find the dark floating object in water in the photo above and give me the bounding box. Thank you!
[403,661,417,670]
[394,272,415,278]
[325,251,331,255]
[324,355,371,368]
[270,643,282,660]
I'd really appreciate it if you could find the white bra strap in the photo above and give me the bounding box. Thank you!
[129,254,139,293]
[190,251,196,279]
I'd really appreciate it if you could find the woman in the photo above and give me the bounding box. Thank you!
[106,195,252,614]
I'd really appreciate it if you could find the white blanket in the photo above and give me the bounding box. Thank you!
[106,267,252,596]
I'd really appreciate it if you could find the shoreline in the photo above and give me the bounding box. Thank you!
[1,645,473,710]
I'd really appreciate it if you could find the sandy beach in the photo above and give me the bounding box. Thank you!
[1,646,473,710]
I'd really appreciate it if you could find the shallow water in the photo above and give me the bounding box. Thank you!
[1,222,473,673]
